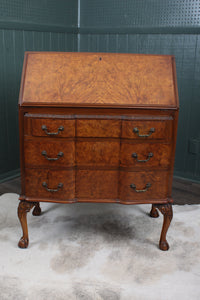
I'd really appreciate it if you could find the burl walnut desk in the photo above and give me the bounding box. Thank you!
[18,52,179,250]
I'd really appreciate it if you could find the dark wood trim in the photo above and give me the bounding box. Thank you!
[20,101,178,110]
[0,20,78,33]
[78,26,200,35]
[20,106,177,116]
[20,196,171,205]
[168,110,179,197]
[19,108,25,195]
[0,169,20,183]
[173,173,200,184]
[25,113,173,121]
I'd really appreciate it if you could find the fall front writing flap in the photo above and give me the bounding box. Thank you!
[19,52,178,108]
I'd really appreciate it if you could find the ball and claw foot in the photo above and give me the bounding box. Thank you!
[32,203,41,216]
[18,237,29,249]
[159,241,169,251]
[150,204,159,218]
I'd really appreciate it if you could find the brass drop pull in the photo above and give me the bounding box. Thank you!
[133,127,155,137]
[132,152,153,162]
[130,183,151,193]
[41,150,63,161]
[41,125,64,135]
[42,182,63,192]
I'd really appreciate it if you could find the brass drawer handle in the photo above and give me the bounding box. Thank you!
[41,150,63,161]
[130,183,151,193]
[133,127,155,137]
[41,125,64,136]
[132,152,153,162]
[42,182,63,192]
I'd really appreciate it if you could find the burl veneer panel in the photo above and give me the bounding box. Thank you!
[76,141,120,167]
[76,119,121,137]
[25,169,75,201]
[121,119,173,141]
[119,171,169,202]
[76,170,118,199]
[21,52,177,107]
[31,118,75,137]
[24,139,75,167]
[120,143,171,169]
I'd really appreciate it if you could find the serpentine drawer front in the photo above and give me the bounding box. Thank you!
[18,52,179,251]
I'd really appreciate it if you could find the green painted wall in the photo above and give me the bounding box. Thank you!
[0,0,77,181]
[79,0,200,33]
[1,0,200,182]
[79,0,200,182]
[0,0,77,31]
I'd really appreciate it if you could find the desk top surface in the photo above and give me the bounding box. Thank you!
[19,52,179,109]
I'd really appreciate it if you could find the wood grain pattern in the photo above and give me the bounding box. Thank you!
[119,171,169,202]
[25,169,75,200]
[76,141,120,167]
[31,118,75,137]
[24,139,75,167]
[20,52,177,107]
[120,142,171,169]
[77,119,120,137]
[18,52,179,249]
[76,170,118,199]
[121,119,172,141]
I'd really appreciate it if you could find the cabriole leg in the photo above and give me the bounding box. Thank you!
[32,202,41,216]
[155,203,173,251]
[18,200,36,248]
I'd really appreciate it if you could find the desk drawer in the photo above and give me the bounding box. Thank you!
[76,170,118,199]
[24,139,75,167]
[120,143,171,169]
[31,118,75,137]
[77,119,120,138]
[119,171,168,202]
[25,169,75,200]
[121,119,172,141]
[76,141,120,167]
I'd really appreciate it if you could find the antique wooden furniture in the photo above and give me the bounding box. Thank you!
[18,52,179,250]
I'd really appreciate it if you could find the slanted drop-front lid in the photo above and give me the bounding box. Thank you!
[19,52,178,108]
